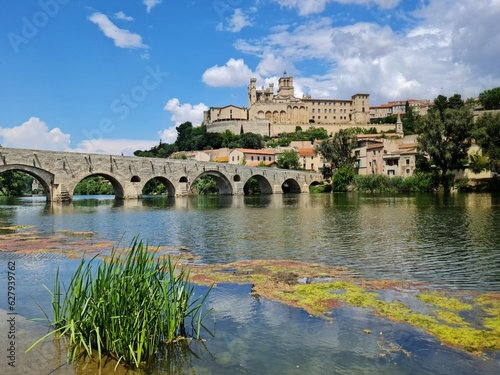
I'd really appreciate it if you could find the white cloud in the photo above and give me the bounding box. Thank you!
[228,9,253,32]
[230,0,500,104]
[256,54,291,77]
[0,117,158,156]
[143,0,162,13]
[158,126,178,144]
[0,117,71,151]
[163,98,208,127]
[217,8,253,32]
[272,0,400,16]
[202,58,256,87]
[89,12,148,49]
[115,11,134,21]
[74,139,158,156]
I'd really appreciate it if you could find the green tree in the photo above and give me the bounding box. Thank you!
[143,179,167,195]
[239,132,264,149]
[448,94,464,110]
[473,112,500,173]
[194,175,218,195]
[332,164,355,192]
[416,102,473,188]
[175,122,194,151]
[478,87,500,110]
[74,176,114,195]
[315,129,358,171]
[276,150,301,170]
[244,177,261,195]
[220,130,239,148]
[0,171,32,196]
[402,101,417,135]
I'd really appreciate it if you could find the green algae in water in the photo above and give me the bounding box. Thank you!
[417,292,474,311]
[188,260,500,355]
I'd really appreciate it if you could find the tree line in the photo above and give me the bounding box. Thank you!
[133,122,332,158]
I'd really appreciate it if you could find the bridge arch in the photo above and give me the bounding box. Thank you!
[0,164,54,201]
[244,174,273,195]
[69,173,125,200]
[141,176,176,197]
[190,171,233,195]
[281,178,301,193]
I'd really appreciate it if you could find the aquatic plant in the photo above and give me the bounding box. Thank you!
[28,237,213,369]
[188,259,500,355]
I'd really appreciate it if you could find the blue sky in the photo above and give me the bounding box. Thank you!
[1,0,499,155]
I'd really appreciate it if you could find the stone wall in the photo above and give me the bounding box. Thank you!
[206,121,397,137]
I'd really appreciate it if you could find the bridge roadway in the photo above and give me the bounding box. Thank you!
[0,147,323,202]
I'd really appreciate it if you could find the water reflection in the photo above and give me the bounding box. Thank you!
[1,193,500,374]
[1,193,500,290]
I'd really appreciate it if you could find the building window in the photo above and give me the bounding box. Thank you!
[232,156,234,162]
[312,109,315,113]
[406,159,410,165]
[251,156,254,161]
[329,109,332,113]
[237,156,240,161]
[257,156,260,161]
[355,150,360,158]
[406,169,410,175]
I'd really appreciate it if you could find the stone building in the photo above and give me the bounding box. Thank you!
[247,73,370,126]
[370,99,431,119]
[204,73,372,135]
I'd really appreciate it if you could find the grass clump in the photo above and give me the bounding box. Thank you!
[28,237,213,369]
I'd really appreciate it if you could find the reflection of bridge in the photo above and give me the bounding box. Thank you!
[0,147,322,202]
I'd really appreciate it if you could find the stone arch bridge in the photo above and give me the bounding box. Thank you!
[0,147,323,202]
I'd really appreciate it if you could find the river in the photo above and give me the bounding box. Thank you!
[0,193,499,374]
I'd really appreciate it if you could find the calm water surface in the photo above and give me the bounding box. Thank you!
[0,193,499,374]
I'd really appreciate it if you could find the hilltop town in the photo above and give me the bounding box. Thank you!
[147,73,493,183]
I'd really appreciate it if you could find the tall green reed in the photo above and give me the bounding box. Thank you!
[28,237,213,369]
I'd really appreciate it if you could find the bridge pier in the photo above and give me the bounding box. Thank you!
[234,181,244,195]
[176,182,189,196]
[273,185,283,194]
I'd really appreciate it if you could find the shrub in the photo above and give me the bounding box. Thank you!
[352,173,436,193]
[309,184,332,193]
[332,164,355,192]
